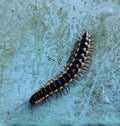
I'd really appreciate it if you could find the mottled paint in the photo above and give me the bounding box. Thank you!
[0,0,120,126]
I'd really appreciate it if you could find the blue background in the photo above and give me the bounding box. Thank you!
[0,0,120,126]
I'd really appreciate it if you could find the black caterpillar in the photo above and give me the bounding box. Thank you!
[29,31,94,105]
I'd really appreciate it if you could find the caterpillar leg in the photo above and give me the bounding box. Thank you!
[61,85,70,95]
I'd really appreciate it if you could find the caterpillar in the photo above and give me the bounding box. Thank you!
[29,31,95,105]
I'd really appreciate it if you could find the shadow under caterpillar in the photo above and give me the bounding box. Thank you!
[29,31,95,105]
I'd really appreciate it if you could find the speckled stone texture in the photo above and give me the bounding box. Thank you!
[0,0,120,126]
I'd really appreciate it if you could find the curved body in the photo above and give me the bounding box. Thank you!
[29,32,93,105]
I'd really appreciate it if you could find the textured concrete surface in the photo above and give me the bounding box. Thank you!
[0,0,120,126]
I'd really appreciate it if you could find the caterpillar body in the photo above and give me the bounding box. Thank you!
[29,31,94,105]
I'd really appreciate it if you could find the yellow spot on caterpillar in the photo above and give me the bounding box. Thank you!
[64,83,67,86]
[88,39,91,42]
[36,101,39,104]
[41,97,45,101]
[74,74,77,78]
[78,68,81,72]
[86,51,89,55]
[84,57,87,60]
[88,45,90,48]
[50,91,53,95]
[37,99,41,103]
[66,67,69,71]
[59,86,63,90]
[54,89,58,92]
[58,74,62,78]
[45,94,48,98]
[75,53,78,57]
[69,79,73,82]
[50,80,53,83]
[72,58,75,62]
[82,63,85,67]
[53,78,57,81]
[76,48,79,52]
[69,63,73,67]
[63,71,66,74]
[36,99,42,104]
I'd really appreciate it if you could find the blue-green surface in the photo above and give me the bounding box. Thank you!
[0,0,120,126]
